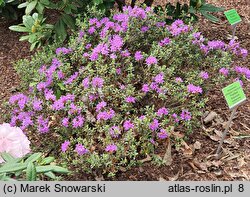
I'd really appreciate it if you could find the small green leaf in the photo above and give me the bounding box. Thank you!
[26,162,37,181]
[25,0,38,15]
[57,82,66,90]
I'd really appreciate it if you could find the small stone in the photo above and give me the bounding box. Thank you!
[204,111,218,124]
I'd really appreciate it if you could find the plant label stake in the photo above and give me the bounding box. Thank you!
[224,9,242,39]
[216,81,246,159]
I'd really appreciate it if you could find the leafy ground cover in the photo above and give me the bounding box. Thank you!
[0,0,249,180]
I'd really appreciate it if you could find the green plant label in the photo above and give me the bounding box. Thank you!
[224,9,241,25]
[222,81,246,109]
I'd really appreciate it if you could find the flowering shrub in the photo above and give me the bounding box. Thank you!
[0,123,31,163]
[8,6,248,176]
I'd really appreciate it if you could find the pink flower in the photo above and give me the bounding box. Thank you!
[105,144,117,153]
[175,77,183,83]
[0,123,31,163]
[154,73,164,84]
[123,120,134,131]
[96,101,107,112]
[146,56,158,65]
[61,140,70,152]
[156,107,168,117]
[200,71,209,79]
[92,77,104,88]
[135,51,143,61]
[157,129,168,139]
[149,119,159,131]
[187,84,203,94]
[125,96,136,103]
[219,68,229,76]
[75,144,88,155]
[142,84,150,93]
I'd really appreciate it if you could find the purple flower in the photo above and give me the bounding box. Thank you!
[92,77,104,88]
[82,77,89,89]
[154,73,164,84]
[97,109,115,121]
[141,26,149,32]
[44,89,56,101]
[180,110,191,121]
[156,107,168,117]
[88,26,96,34]
[32,98,42,111]
[116,68,121,75]
[142,84,150,93]
[109,126,121,138]
[207,40,225,50]
[158,37,171,46]
[240,48,248,58]
[146,56,158,65]
[219,68,229,76]
[149,119,159,131]
[57,70,65,79]
[125,96,136,103]
[21,116,33,130]
[56,47,72,55]
[75,144,88,155]
[139,115,146,120]
[96,101,107,112]
[172,113,179,123]
[135,51,143,61]
[64,72,79,85]
[123,120,134,131]
[109,35,123,52]
[37,115,49,133]
[175,77,183,83]
[234,78,243,86]
[9,94,29,110]
[105,144,117,153]
[157,129,168,139]
[61,140,70,152]
[200,71,209,79]
[187,84,203,94]
[62,117,69,127]
[72,115,85,128]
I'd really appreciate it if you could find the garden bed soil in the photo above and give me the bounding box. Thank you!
[0,0,249,180]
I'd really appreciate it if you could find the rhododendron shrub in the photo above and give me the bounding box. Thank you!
[0,123,31,163]
[8,6,248,176]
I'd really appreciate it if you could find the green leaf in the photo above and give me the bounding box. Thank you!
[36,2,45,14]
[36,165,69,174]
[30,41,38,51]
[0,163,27,174]
[9,25,30,33]
[57,82,66,90]
[23,15,35,29]
[26,162,37,181]
[36,166,53,173]
[54,19,67,41]
[25,0,38,15]
[44,171,56,179]
[18,2,28,9]
[0,153,15,163]
[24,153,42,164]
[200,4,224,12]
[189,6,196,14]
[200,10,219,22]
[62,14,76,30]
[50,166,69,174]
[93,0,103,5]
[40,0,50,6]
[41,157,55,165]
